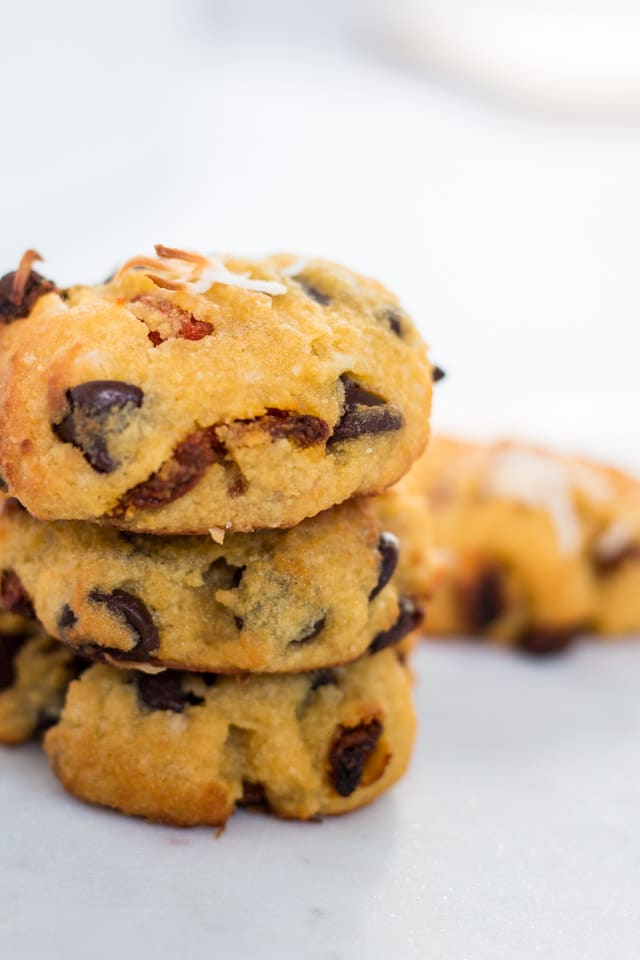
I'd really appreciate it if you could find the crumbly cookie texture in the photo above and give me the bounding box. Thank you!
[399,436,640,653]
[45,647,415,826]
[0,613,81,744]
[0,247,432,533]
[0,497,420,673]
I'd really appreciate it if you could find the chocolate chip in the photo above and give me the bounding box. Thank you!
[234,616,244,631]
[54,381,143,473]
[296,278,331,306]
[463,567,505,632]
[136,671,204,712]
[380,308,405,337]
[369,596,423,654]
[518,627,580,657]
[239,780,269,808]
[201,673,218,687]
[369,532,399,601]
[329,376,404,444]
[0,266,57,323]
[0,633,28,691]
[290,616,326,645]
[117,426,224,510]
[0,570,35,620]
[310,668,338,691]
[432,365,446,382]
[328,718,383,797]
[88,589,159,660]
[57,604,78,632]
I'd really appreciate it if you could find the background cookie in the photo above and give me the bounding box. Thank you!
[0,248,432,533]
[45,647,416,826]
[0,497,416,673]
[403,436,640,653]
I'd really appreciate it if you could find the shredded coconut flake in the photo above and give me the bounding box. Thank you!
[483,448,612,553]
[114,244,287,297]
[593,519,635,561]
[281,257,308,277]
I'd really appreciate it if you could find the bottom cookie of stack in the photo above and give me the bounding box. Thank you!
[44,646,415,827]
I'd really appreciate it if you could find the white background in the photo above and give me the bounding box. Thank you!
[1,3,639,957]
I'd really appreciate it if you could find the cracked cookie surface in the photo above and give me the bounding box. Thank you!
[44,647,415,826]
[0,248,432,533]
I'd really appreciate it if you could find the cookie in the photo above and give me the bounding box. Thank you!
[44,647,415,826]
[402,437,640,653]
[0,247,432,533]
[0,613,81,744]
[0,496,420,673]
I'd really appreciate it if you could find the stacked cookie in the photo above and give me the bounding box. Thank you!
[0,247,434,826]
[393,436,640,654]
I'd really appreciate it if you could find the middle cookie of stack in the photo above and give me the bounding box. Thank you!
[0,497,420,674]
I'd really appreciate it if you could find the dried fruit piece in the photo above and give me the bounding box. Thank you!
[0,569,35,620]
[0,250,57,323]
[118,427,224,510]
[328,718,383,797]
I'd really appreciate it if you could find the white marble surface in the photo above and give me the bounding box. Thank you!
[1,5,640,957]
[2,640,640,960]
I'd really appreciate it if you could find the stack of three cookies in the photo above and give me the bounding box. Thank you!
[0,247,434,826]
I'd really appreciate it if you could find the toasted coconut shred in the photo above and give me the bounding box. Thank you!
[10,249,44,304]
[114,245,288,297]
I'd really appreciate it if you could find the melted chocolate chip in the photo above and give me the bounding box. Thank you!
[464,568,505,632]
[117,426,224,510]
[57,604,78,632]
[0,268,57,323]
[0,633,28,691]
[136,671,204,712]
[329,376,404,444]
[310,668,338,691]
[296,278,331,306]
[328,718,383,797]
[369,596,423,654]
[54,381,143,473]
[290,616,326,645]
[369,532,399,601]
[89,589,159,660]
[518,627,580,657]
[0,570,35,620]
[432,365,446,383]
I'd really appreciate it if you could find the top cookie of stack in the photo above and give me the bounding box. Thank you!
[0,248,432,534]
